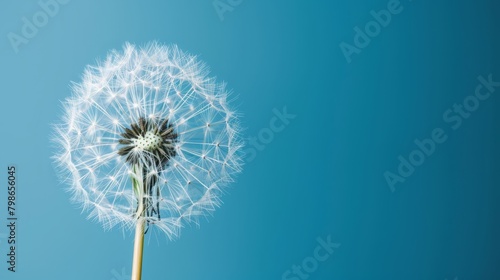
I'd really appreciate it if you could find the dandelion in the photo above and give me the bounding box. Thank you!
[52,42,243,280]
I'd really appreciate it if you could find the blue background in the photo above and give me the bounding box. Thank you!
[0,0,499,279]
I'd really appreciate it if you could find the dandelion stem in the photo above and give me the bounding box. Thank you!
[131,217,145,280]
[131,165,145,280]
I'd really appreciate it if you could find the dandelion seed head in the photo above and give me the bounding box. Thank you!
[52,42,244,240]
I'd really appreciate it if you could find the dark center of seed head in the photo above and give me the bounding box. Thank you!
[117,117,178,169]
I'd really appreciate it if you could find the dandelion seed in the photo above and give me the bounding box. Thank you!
[52,42,243,280]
